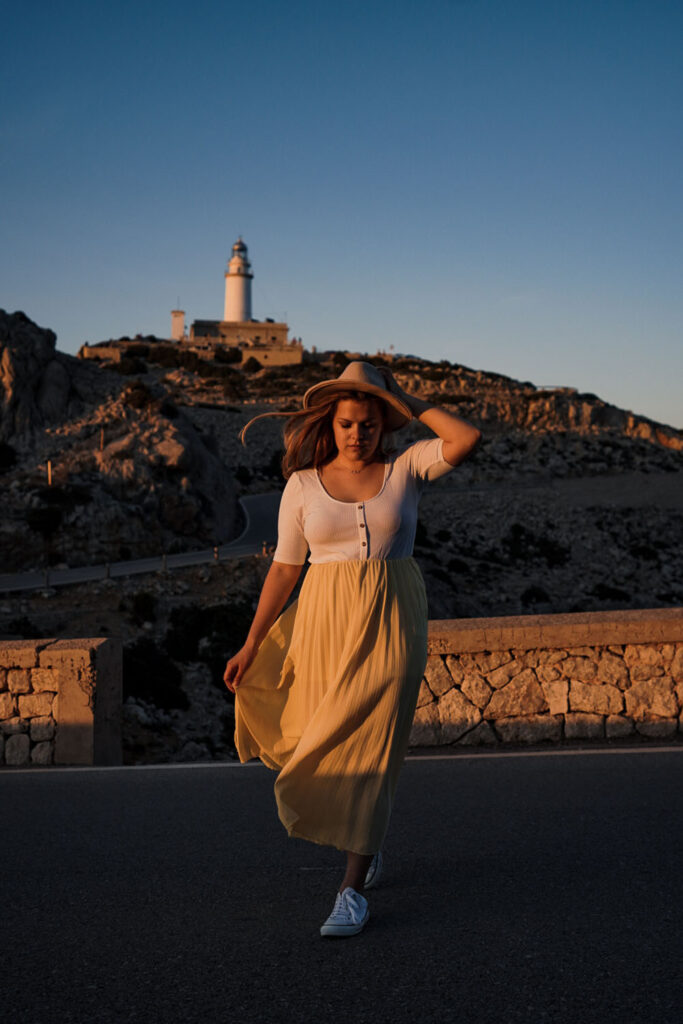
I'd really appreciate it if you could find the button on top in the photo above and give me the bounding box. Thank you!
[357,505,363,510]
[361,541,367,546]
[360,523,366,529]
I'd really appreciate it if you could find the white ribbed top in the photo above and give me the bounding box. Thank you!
[273,438,454,565]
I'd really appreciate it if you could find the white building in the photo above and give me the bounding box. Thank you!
[175,238,303,366]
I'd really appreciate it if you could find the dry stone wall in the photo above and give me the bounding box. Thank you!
[410,608,683,747]
[0,638,121,766]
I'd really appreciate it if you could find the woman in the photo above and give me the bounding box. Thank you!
[223,361,481,938]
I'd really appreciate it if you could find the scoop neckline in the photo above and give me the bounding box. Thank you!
[314,459,390,505]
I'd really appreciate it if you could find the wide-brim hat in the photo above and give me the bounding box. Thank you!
[302,361,412,430]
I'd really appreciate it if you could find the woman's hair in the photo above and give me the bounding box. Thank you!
[240,390,388,479]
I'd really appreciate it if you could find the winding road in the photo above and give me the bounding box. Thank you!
[0,492,281,594]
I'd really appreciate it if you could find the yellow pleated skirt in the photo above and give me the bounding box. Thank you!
[234,557,428,855]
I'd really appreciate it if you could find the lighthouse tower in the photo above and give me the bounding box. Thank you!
[224,237,253,322]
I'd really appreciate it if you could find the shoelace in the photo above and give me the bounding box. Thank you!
[340,889,363,920]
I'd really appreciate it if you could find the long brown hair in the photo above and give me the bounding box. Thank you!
[240,390,388,479]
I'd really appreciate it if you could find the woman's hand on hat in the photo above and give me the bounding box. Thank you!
[377,367,424,416]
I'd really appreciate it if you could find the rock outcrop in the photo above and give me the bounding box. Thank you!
[0,311,77,443]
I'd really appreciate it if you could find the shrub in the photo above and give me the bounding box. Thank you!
[25,506,62,537]
[241,356,261,373]
[123,637,188,709]
[0,442,17,473]
[164,602,255,682]
[123,380,155,410]
[131,591,157,625]
[115,357,147,375]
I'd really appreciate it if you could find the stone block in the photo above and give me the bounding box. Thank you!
[560,657,597,683]
[565,713,604,740]
[566,646,599,660]
[7,669,31,694]
[0,668,6,691]
[606,715,635,739]
[30,668,59,693]
[444,655,465,687]
[671,647,683,684]
[569,681,623,715]
[410,702,441,746]
[624,677,677,721]
[596,653,629,689]
[541,679,569,715]
[0,640,50,669]
[494,714,562,744]
[0,716,28,735]
[456,721,498,746]
[30,716,55,742]
[624,645,664,680]
[659,644,675,668]
[438,688,482,742]
[416,680,434,709]
[31,741,53,764]
[39,639,95,671]
[536,663,561,684]
[5,733,30,765]
[424,656,453,698]
[460,671,493,709]
[18,693,54,718]
[537,649,567,665]
[487,660,522,689]
[51,637,122,766]
[635,719,678,738]
[607,645,624,655]
[473,650,511,674]
[483,669,547,719]
[0,692,17,719]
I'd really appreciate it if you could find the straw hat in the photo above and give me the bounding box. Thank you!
[302,361,412,430]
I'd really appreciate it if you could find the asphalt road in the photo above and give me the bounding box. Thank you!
[2,748,682,1024]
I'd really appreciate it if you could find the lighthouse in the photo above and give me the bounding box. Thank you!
[224,237,253,322]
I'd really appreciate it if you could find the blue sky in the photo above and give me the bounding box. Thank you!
[3,0,682,427]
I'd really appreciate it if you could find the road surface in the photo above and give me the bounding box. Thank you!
[2,747,681,1024]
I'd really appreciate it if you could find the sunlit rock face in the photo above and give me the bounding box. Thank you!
[0,311,239,570]
[0,311,74,443]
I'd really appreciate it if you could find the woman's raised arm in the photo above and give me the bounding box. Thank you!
[380,369,481,466]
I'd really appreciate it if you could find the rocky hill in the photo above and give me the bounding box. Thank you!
[0,312,238,571]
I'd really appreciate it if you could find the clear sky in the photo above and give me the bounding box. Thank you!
[3,0,682,428]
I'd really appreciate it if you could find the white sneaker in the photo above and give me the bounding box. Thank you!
[364,850,383,891]
[320,887,369,937]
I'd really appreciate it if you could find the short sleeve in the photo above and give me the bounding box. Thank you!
[272,473,309,564]
[399,438,455,483]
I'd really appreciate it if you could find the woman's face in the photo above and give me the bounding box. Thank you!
[331,398,384,462]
